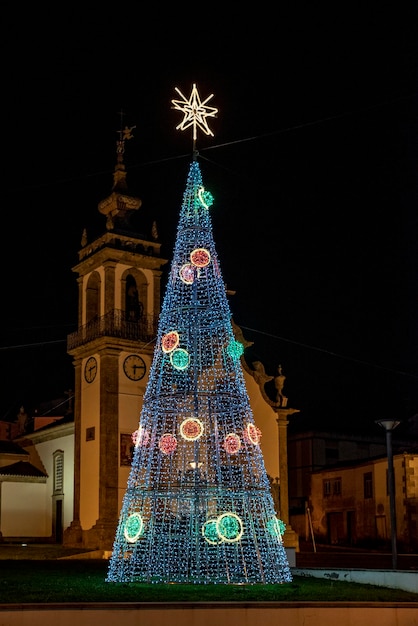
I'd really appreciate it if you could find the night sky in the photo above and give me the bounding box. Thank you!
[3,7,417,434]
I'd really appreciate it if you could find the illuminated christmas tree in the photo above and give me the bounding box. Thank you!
[106,85,292,584]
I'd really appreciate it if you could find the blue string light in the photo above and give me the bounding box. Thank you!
[106,161,292,585]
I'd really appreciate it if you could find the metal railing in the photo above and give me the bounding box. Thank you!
[67,309,159,350]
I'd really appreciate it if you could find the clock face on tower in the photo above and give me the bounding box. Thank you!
[123,354,146,381]
[84,356,97,383]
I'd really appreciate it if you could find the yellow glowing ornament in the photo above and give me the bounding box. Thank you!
[180,417,204,441]
[190,248,211,268]
[172,84,218,141]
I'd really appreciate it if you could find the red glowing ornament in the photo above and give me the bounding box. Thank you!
[180,417,204,441]
[243,423,262,445]
[223,433,241,454]
[190,247,211,268]
[161,331,180,353]
[158,433,177,455]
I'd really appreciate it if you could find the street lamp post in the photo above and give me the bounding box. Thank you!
[375,419,401,570]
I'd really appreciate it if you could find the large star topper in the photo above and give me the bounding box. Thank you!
[172,84,218,141]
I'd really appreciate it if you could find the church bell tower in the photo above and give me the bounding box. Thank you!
[64,123,168,549]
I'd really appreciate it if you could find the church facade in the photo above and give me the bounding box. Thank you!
[0,129,299,552]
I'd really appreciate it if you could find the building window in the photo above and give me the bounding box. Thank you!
[53,451,64,495]
[364,471,373,499]
[333,478,341,496]
[323,478,341,497]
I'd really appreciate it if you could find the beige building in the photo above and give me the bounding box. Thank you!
[0,413,74,541]
[306,452,418,551]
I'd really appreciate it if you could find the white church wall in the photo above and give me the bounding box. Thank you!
[1,481,48,537]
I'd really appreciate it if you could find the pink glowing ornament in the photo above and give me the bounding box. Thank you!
[242,423,262,445]
[179,263,195,284]
[223,433,241,454]
[158,433,178,455]
[131,425,150,447]
[161,330,180,353]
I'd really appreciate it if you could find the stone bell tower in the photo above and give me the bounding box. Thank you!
[64,122,168,549]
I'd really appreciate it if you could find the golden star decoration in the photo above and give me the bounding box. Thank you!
[172,83,218,140]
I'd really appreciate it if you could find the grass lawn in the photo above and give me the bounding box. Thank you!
[0,559,417,604]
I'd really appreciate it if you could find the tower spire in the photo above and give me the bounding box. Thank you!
[113,109,136,192]
[98,112,141,230]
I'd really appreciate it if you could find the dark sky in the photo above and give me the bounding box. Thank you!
[3,7,417,433]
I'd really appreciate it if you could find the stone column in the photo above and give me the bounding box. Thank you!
[275,406,300,551]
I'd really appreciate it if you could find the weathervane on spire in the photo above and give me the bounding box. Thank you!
[172,84,218,157]
[116,109,136,162]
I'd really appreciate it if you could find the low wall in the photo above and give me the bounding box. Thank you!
[1,602,417,626]
[293,567,418,594]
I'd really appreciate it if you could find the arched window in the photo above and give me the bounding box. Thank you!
[86,272,101,324]
[53,451,64,495]
[126,274,143,321]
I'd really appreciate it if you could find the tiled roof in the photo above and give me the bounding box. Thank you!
[0,440,28,455]
[0,460,46,477]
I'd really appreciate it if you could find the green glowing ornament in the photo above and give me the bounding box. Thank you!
[170,348,190,370]
[124,512,144,543]
[267,517,286,540]
[202,519,223,545]
[226,339,244,360]
[197,185,214,209]
[216,512,243,543]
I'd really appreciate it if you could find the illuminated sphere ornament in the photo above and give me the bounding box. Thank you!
[124,512,144,543]
[226,339,244,360]
[243,423,262,445]
[223,433,241,454]
[180,417,204,441]
[158,434,177,455]
[190,247,211,268]
[170,348,190,370]
[198,186,214,209]
[179,263,195,284]
[267,517,286,542]
[161,331,180,353]
[202,519,223,545]
[216,512,243,543]
[132,426,150,447]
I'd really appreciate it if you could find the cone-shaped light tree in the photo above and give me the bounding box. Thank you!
[106,85,293,584]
